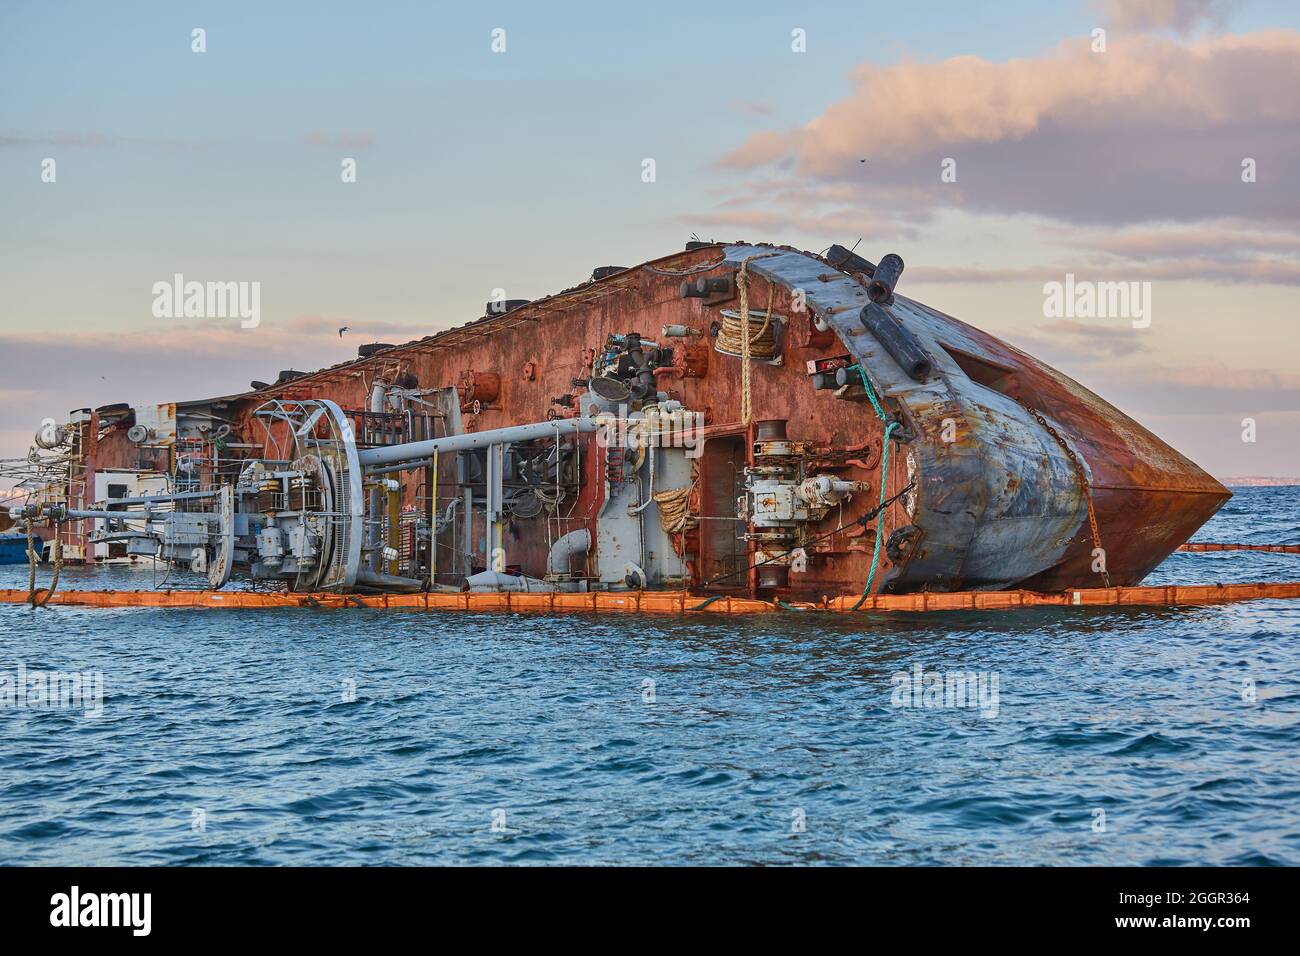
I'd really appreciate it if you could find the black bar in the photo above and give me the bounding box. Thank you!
[0,866,1287,942]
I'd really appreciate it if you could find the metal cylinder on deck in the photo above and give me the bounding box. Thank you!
[867,253,904,304]
[858,304,933,382]
[680,276,733,299]
[825,244,877,277]
[753,419,794,457]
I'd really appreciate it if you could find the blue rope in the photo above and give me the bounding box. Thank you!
[847,364,898,611]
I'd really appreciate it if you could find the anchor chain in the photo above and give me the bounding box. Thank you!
[1022,403,1111,588]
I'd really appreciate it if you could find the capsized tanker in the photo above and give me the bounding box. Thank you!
[8,242,1230,601]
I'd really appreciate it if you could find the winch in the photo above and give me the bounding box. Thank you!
[743,419,871,589]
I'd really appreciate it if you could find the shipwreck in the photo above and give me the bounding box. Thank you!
[6,241,1231,604]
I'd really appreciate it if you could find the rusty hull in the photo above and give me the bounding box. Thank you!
[85,242,1229,599]
[717,245,1229,594]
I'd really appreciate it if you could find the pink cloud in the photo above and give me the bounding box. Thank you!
[728,32,1300,170]
[0,316,433,460]
[912,257,1300,284]
[1097,0,1237,34]
[712,30,1300,227]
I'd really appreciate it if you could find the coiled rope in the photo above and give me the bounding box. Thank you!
[653,460,700,560]
[716,306,777,359]
[653,487,697,535]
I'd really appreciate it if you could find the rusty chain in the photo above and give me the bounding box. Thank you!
[1022,403,1112,588]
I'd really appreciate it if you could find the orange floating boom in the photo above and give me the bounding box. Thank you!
[1177,543,1300,554]
[4,582,1300,614]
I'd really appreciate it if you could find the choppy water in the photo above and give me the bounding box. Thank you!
[1,486,1297,865]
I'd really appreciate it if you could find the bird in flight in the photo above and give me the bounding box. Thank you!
[338,326,351,338]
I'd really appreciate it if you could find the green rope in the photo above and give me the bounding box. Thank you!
[776,599,820,612]
[847,362,889,423]
[847,364,899,611]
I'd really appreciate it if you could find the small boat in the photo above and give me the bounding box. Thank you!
[0,531,30,565]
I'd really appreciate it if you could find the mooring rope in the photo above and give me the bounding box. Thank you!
[37,530,62,608]
[644,257,727,277]
[25,519,38,605]
[847,364,899,612]
[729,253,780,425]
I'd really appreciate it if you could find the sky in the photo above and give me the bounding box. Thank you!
[1,0,1298,478]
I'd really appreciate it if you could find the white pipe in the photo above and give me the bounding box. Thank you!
[628,410,658,514]
[357,417,599,468]
[464,570,578,593]
[546,527,591,576]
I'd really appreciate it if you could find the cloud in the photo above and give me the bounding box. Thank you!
[1097,0,1237,34]
[1073,363,1300,415]
[717,129,791,169]
[714,30,1300,226]
[0,133,230,150]
[989,324,1300,416]
[302,131,374,149]
[1069,221,1300,259]
[0,316,432,461]
[0,131,376,151]
[996,318,1154,362]
[675,177,929,244]
[675,207,918,242]
[913,257,1300,285]
[730,100,773,117]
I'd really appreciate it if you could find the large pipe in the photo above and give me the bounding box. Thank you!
[825,244,877,277]
[867,254,905,304]
[546,527,591,577]
[357,417,600,468]
[367,458,432,476]
[367,383,386,571]
[464,570,567,593]
[355,569,424,593]
[858,303,934,382]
